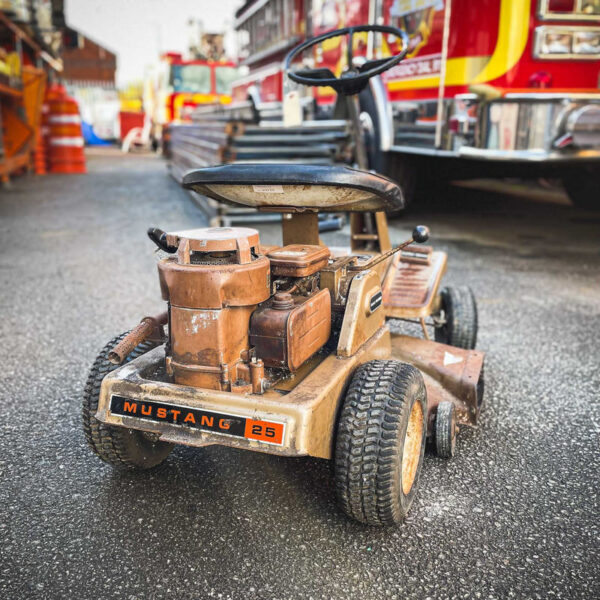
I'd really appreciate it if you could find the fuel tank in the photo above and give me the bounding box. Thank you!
[249,288,331,371]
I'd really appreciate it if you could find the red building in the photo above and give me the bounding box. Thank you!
[61,27,116,85]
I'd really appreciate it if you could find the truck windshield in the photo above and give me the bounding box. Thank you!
[215,66,239,95]
[170,65,211,93]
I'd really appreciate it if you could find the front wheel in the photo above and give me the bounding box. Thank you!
[435,401,457,458]
[359,88,418,208]
[334,360,427,526]
[434,286,478,350]
[82,332,174,469]
[563,173,600,210]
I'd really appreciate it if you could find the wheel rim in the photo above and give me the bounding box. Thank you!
[434,300,449,341]
[450,408,457,455]
[401,399,424,495]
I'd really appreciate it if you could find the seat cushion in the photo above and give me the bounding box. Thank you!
[182,163,404,213]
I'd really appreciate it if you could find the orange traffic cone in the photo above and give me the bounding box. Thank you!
[47,87,86,174]
[33,130,47,175]
[42,83,63,172]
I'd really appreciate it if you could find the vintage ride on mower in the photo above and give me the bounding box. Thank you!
[83,26,485,526]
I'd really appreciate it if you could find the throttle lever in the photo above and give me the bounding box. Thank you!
[348,225,430,272]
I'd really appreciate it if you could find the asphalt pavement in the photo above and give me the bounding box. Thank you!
[1,148,598,600]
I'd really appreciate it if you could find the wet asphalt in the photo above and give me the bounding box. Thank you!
[0,149,598,600]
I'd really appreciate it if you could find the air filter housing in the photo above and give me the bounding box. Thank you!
[157,227,270,389]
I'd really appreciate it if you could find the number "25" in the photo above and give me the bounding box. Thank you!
[251,424,276,438]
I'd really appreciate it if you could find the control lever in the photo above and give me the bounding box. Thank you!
[348,225,430,271]
[147,227,178,253]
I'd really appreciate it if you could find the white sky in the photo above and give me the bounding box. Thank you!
[65,0,243,86]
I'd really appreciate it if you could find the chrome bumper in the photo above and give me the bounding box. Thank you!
[390,93,600,162]
[457,146,600,162]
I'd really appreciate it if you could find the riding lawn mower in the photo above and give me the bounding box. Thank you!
[83,25,485,526]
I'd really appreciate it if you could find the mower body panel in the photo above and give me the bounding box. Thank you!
[96,327,392,460]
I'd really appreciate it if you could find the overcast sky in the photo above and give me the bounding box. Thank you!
[65,0,243,86]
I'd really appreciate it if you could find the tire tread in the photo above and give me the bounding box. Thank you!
[82,332,172,469]
[435,401,455,459]
[435,286,478,350]
[334,360,426,526]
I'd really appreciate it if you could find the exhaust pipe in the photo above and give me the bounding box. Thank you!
[108,312,168,365]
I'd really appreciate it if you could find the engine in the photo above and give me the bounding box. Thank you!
[157,227,332,394]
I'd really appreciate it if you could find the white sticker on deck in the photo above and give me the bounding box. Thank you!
[253,185,284,193]
[443,351,463,366]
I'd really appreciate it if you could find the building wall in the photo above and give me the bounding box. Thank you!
[61,32,116,84]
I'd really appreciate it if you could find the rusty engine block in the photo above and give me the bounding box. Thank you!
[156,227,333,394]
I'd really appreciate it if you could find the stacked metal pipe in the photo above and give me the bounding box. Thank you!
[168,100,350,230]
[168,101,352,184]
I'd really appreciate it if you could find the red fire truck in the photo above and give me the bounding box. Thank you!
[148,53,238,143]
[232,0,600,207]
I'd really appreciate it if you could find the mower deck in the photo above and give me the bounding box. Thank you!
[390,334,484,429]
[96,326,484,460]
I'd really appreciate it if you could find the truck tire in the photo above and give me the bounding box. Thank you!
[563,173,600,210]
[334,360,427,526]
[435,401,457,458]
[434,286,478,350]
[359,87,417,207]
[82,332,174,469]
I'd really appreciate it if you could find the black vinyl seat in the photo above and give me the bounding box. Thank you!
[182,163,404,213]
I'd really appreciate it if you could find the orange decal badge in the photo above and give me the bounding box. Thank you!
[244,419,285,445]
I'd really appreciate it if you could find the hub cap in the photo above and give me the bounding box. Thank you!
[401,400,424,495]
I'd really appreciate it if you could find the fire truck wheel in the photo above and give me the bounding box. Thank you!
[434,286,478,350]
[335,360,427,526]
[435,401,457,459]
[563,174,600,210]
[82,332,174,469]
[359,88,417,206]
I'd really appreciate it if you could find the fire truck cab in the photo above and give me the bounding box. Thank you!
[232,0,600,207]
[148,53,239,145]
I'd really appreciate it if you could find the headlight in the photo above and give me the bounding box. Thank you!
[580,0,600,16]
[573,30,600,54]
[535,26,600,58]
[540,31,573,54]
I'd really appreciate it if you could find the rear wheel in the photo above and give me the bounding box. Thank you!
[82,332,174,469]
[334,360,427,526]
[434,286,478,350]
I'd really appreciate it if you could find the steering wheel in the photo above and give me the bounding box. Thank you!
[284,25,409,96]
